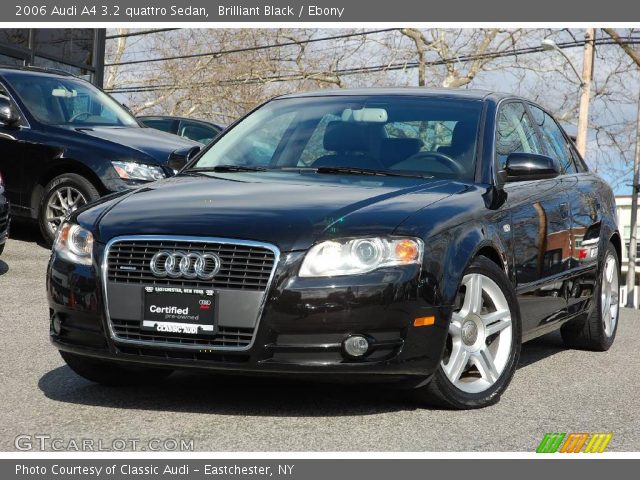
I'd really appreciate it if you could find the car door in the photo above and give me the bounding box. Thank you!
[529,105,602,314]
[496,101,573,336]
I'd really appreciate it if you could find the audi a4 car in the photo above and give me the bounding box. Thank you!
[0,66,201,244]
[47,89,620,409]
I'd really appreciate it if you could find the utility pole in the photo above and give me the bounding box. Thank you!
[575,28,596,157]
[625,88,640,308]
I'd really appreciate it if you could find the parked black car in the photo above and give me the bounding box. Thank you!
[0,66,201,244]
[48,89,620,409]
[138,116,223,144]
[0,170,8,256]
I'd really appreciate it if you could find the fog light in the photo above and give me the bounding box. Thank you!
[343,335,369,357]
[52,314,62,335]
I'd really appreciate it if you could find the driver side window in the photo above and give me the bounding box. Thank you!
[495,102,543,169]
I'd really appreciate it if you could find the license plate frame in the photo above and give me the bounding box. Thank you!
[140,286,216,336]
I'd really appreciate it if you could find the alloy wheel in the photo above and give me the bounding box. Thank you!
[45,186,87,235]
[442,273,513,394]
[601,253,619,337]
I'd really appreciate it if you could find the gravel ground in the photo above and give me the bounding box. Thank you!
[1,222,638,452]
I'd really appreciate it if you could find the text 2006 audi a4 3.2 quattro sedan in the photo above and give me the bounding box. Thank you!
[47,89,621,409]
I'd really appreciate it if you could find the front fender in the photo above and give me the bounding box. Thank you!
[420,214,513,307]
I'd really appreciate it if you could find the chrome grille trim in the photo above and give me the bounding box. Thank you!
[102,235,280,352]
[107,240,275,290]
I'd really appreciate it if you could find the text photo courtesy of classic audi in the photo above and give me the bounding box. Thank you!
[47,89,620,409]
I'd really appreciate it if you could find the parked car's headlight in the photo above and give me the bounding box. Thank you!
[53,223,94,266]
[299,237,424,277]
[111,160,165,181]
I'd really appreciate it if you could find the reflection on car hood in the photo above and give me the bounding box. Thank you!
[69,126,201,164]
[94,172,466,251]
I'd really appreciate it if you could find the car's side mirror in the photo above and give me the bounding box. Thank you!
[504,152,559,182]
[0,96,20,127]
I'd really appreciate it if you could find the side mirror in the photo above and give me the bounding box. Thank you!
[0,96,19,127]
[504,152,559,182]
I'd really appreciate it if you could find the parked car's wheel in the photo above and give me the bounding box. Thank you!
[413,256,521,409]
[561,242,620,351]
[0,243,4,256]
[60,351,172,386]
[39,174,100,245]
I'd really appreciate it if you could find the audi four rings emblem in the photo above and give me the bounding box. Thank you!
[149,251,221,280]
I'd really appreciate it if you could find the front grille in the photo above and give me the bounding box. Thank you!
[107,239,276,291]
[111,318,254,348]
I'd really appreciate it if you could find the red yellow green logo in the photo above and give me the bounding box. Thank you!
[536,433,613,453]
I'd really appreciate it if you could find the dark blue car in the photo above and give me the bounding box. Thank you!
[0,66,201,244]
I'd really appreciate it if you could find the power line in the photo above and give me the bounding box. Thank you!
[105,28,180,40]
[105,36,640,95]
[108,37,639,94]
[105,28,398,67]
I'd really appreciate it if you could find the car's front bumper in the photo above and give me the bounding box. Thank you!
[47,241,452,385]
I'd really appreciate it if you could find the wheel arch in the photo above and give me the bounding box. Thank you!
[609,230,622,266]
[29,160,106,219]
[427,221,512,306]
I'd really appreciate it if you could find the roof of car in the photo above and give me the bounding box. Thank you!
[0,64,76,78]
[275,87,514,102]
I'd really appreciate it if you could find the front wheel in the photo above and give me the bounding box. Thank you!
[38,174,100,245]
[412,256,521,409]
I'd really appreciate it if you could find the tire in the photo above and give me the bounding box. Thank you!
[412,256,522,409]
[561,242,620,351]
[60,351,172,386]
[38,173,100,246]
[0,243,4,256]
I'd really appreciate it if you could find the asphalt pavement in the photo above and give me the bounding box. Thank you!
[1,221,639,452]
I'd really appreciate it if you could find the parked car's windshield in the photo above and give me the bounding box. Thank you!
[5,72,139,127]
[192,95,483,180]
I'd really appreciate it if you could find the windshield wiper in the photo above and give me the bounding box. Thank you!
[186,165,268,173]
[314,166,432,178]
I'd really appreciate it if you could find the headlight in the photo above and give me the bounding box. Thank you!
[111,160,165,181]
[299,237,423,277]
[53,223,94,266]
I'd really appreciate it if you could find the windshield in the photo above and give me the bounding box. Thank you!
[192,95,483,180]
[5,72,139,127]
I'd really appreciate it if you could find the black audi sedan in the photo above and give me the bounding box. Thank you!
[0,66,201,244]
[47,89,620,409]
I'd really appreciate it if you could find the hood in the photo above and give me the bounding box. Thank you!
[91,172,466,251]
[61,126,201,165]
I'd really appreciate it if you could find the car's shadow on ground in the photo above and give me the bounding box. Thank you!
[38,331,567,416]
[0,259,8,276]
[8,219,49,249]
[38,366,416,416]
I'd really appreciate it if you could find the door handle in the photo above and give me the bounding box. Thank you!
[559,202,569,219]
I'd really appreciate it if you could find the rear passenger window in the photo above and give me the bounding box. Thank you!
[495,102,543,169]
[529,105,577,174]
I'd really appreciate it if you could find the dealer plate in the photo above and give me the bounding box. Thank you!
[141,286,215,335]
